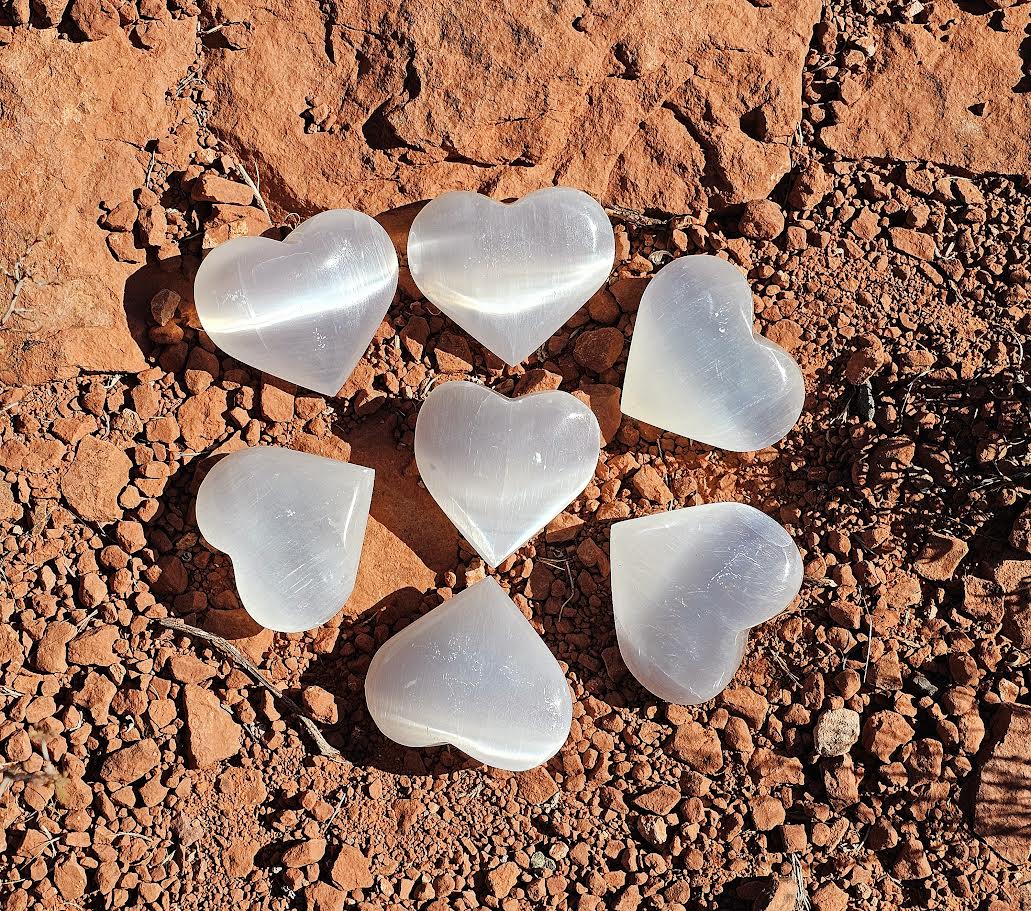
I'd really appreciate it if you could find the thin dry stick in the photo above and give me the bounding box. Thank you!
[154,618,340,759]
[235,161,272,224]
[603,204,669,227]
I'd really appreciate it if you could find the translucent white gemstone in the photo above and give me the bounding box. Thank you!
[407,188,615,365]
[611,502,803,705]
[415,380,600,567]
[194,209,398,396]
[195,446,374,632]
[364,577,572,771]
[621,255,805,451]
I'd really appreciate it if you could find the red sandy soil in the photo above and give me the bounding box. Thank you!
[0,1,1030,910]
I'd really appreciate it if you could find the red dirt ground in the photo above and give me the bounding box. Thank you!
[0,1,1029,910]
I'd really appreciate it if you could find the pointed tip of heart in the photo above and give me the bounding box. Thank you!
[414,381,601,569]
[364,576,572,771]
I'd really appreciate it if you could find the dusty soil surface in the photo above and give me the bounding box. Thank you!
[0,1,1030,910]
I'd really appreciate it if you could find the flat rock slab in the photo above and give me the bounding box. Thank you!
[975,704,1031,864]
[203,0,821,216]
[0,23,197,384]
[823,6,1031,179]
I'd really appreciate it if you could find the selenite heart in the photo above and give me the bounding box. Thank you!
[195,446,374,632]
[415,380,600,567]
[194,209,398,396]
[621,255,805,451]
[364,577,572,771]
[407,188,615,365]
[611,502,803,705]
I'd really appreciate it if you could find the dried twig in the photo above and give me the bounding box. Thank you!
[790,854,812,911]
[604,204,670,227]
[235,161,272,225]
[540,557,576,621]
[154,618,340,759]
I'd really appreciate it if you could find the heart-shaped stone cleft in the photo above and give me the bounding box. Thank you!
[195,209,398,396]
[611,502,803,705]
[415,380,601,567]
[364,576,572,771]
[407,188,615,365]
[621,254,805,451]
[195,446,374,633]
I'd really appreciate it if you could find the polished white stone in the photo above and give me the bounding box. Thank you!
[407,188,615,365]
[621,255,805,451]
[415,380,600,567]
[611,502,803,705]
[364,577,572,771]
[194,209,398,396]
[195,446,374,632]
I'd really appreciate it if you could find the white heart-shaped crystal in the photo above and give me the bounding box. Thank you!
[621,255,805,451]
[195,446,374,632]
[415,380,600,567]
[407,188,615,364]
[364,576,572,771]
[611,502,803,705]
[194,210,398,396]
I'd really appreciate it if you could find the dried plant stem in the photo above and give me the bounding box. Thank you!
[235,161,272,225]
[154,617,340,759]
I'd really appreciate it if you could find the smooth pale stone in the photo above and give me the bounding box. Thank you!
[364,577,572,771]
[415,380,600,567]
[611,502,803,705]
[195,209,398,396]
[621,255,805,451]
[195,446,374,632]
[407,188,615,365]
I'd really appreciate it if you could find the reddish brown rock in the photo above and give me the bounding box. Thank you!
[34,620,76,674]
[975,705,1031,863]
[61,436,131,523]
[178,388,229,450]
[914,533,968,581]
[306,883,347,911]
[823,8,1031,180]
[573,327,624,373]
[225,840,258,878]
[281,837,326,868]
[739,199,784,240]
[486,861,519,899]
[671,721,723,773]
[100,739,161,784]
[301,685,338,724]
[888,227,936,262]
[0,24,195,385]
[631,464,673,506]
[1011,502,1031,554]
[53,856,88,901]
[330,844,374,891]
[204,0,821,217]
[516,766,559,805]
[893,837,932,880]
[862,710,914,761]
[182,684,243,769]
[433,332,474,373]
[750,795,786,831]
[67,625,119,667]
[191,173,254,206]
[573,384,622,445]
[633,784,681,815]
[787,161,832,210]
